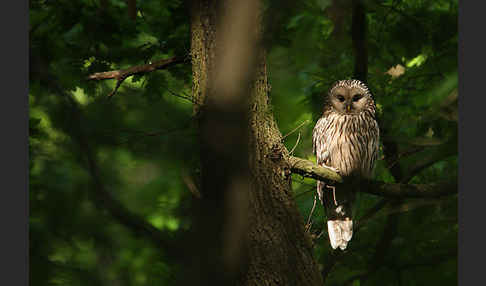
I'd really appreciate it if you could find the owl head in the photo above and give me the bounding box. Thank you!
[325,79,374,115]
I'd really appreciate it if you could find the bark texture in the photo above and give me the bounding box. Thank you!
[190,1,323,285]
[243,62,323,286]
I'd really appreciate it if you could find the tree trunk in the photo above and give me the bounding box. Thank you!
[243,60,323,285]
[190,1,323,285]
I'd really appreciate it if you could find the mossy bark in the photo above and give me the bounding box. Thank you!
[190,1,324,285]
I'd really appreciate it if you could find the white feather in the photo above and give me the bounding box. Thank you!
[328,220,353,250]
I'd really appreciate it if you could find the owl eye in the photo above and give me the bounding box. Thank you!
[336,95,345,102]
[352,94,363,102]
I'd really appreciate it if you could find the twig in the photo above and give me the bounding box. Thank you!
[289,132,301,155]
[282,120,310,140]
[306,195,318,229]
[166,87,200,105]
[355,199,389,232]
[294,187,315,198]
[114,121,193,146]
[107,75,126,98]
[387,146,424,169]
[181,170,201,199]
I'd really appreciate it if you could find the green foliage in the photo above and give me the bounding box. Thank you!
[30,0,457,285]
[267,0,457,285]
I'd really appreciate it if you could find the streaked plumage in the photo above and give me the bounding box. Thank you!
[312,79,379,250]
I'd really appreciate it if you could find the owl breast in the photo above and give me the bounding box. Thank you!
[313,111,379,178]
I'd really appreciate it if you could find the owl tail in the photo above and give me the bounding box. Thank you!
[327,219,353,250]
[317,181,356,250]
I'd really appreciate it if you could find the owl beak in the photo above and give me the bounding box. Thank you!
[346,105,351,112]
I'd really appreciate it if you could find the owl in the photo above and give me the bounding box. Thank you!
[312,79,380,250]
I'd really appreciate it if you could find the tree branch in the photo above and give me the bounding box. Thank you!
[400,136,457,183]
[367,181,457,198]
[87,56,187,98]
[288,156,343,183]
[288,156,457,198]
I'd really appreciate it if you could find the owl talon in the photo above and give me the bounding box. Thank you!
[322,165,339,174]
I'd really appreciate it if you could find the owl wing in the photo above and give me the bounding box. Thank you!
[365,118,380,178]
[312,116,330,203]
[312,116,330,165]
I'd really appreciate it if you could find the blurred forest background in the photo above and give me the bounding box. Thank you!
[29,0,457,285]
